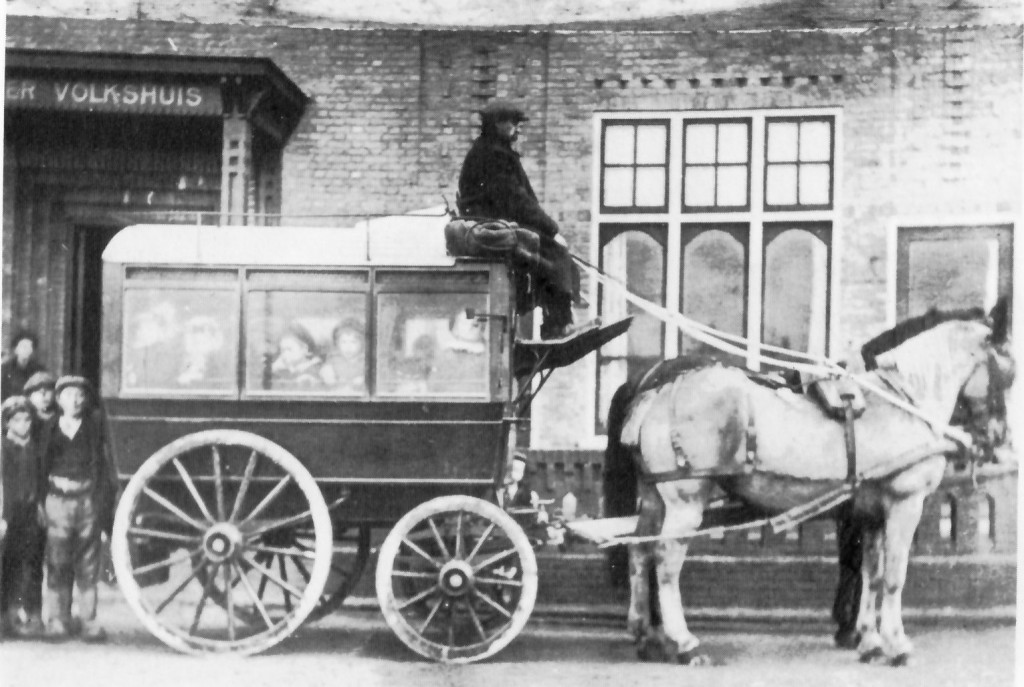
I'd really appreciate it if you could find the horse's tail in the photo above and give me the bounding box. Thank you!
[603,378,639,590]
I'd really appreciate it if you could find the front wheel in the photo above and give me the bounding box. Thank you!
[111,430,333,655]
[375,495,537,663]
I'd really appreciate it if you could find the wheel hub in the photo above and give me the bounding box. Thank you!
[203,523,243,563]
[438,560,474,597]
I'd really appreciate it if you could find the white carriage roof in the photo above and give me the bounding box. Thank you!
[103,209,457,267]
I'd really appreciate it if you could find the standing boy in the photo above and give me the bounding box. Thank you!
[39,376,118,642]
[24,372,57,428]
[1,395,45,637]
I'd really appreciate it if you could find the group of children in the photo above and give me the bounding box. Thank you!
[0,370,118,643]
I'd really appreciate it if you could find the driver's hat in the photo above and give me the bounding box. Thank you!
[479,99,530,124]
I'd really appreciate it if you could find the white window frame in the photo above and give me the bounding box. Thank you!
[591,108,843,371]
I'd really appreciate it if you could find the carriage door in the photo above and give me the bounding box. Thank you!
[67,223,123,387]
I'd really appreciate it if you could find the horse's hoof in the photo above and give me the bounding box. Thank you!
[678,649,713,666]
[859,646,885,664]
[890,653,911,667]
[833,628,861,650]
[637,641,667,663]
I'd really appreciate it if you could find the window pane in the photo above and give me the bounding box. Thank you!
[599,229,665,426]
[376,293,489,397]
[684,166,716,207]
[636,125,667,164]
[799,121,832,162]
[717,123,749,164]
[635,167,667,207]
[767,122,799,162]
[763,229,828,355]
[681,229,746,354]
[604,125,635,164]
[716,166,749,206]
[685,124,717,164]
[765,164,798,206]
[798,164,831,205]
[603,167,634,207]
[246,291,367,395]
[907,238,1000,316]
[602,230,666,359]
[123,289,238,392]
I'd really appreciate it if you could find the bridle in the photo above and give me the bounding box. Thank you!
[954,339,1015,466]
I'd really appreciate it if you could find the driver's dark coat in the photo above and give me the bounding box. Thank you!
[457,132,560,238]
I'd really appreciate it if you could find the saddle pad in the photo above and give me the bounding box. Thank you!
[808,378,866,420]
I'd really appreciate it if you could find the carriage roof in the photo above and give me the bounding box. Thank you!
[103,212,457,268]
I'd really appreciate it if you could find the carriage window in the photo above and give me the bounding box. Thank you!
[122,285,239,393]
[245,290,368,395]
[376,292,489,397]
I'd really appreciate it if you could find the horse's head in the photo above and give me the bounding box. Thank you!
[955,298,1015,462]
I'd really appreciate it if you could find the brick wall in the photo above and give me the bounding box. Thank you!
[5,17,1021,448]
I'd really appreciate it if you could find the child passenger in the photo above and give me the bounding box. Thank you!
[0,395,45,637]
[39,376,118,642]
[321,318,366,394]
[271,323,325,390]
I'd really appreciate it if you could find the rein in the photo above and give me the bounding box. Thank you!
[573,255,975,450]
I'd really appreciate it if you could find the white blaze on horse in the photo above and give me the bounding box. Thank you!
[601,300,1014,666]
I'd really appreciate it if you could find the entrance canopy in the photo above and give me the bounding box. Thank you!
[5,49,308,141]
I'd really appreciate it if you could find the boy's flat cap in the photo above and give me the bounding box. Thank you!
[23,371,56,394]
[54,375,93,395]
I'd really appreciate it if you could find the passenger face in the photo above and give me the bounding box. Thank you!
[13,338,34,366]
[279,335,310,366]
[510,459,526,483]
[6,410,31,439]
[29,388,55,413]
[57,386,86,419]
[338,330,363,359]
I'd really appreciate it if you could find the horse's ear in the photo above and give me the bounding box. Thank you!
[988,296,1011,344]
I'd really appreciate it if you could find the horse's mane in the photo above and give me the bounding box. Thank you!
[861,306,986,371]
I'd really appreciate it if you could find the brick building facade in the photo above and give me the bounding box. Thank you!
[4,9,1021,452]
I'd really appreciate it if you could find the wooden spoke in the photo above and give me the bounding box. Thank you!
[465,522,496,564]
[240,557,305,602]
[471,548,517,574]
[390,570,437,580]
[224,563,236,641]
[464,598,488,641]
[396,584,440,611]
[418,597,444,635]
[427,518,451,562]
[132,546,203,578]
[400,536,443,570]
[239,475,293,526]
[171,457,215,524]
[248,545,317,560]
[189,562,220,635]
[143,488,208,532]
[474,576,523,588]
[290,555,312,584]
[229,450,259,523]
[473,587,513,620]
[153,558,208,615]
[128,527,202,546]
[277,555,293,615]
[454,512,465,559]
[233,561,274,630]
[212,446,227,522]
[243,509,314,540]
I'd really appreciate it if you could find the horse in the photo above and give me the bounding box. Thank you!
[602,300,1014,666]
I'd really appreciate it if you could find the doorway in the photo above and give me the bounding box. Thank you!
[67,224,123,391]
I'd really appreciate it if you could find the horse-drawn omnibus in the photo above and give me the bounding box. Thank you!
[101,215,629,661]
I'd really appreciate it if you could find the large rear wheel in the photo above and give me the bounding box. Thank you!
[375,495,537,663]
[111,430,333,655]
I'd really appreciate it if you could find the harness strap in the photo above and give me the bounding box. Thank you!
[841,395,858,484]
[638,408,758,485]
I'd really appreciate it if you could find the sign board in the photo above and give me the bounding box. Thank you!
[5,78,222,115]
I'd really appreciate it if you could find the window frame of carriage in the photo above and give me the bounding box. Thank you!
[112,264,500,401]
[592,108,842,433]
